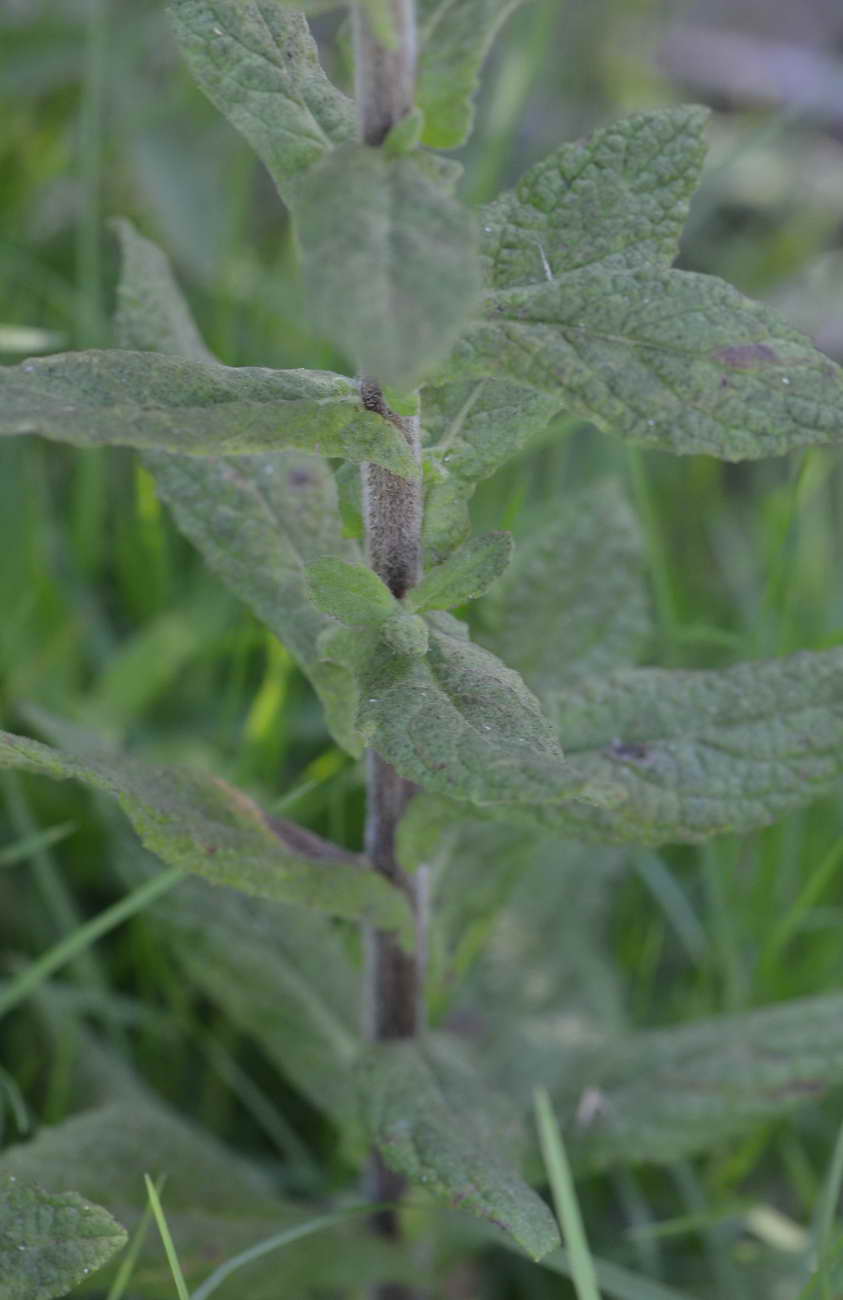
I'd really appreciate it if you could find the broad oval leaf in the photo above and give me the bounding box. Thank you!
[417,0,527,148]
[447,268,843,461]
[1,350,419,476]
[168,0,355,198]
[293,146,482,390]
[477,480,652,698]
[0,726,411,938]
[112,220,365,754]
[481,107,708,288]
[360,1038,560,1261]
[406,530,513,612]
[507,648,843,844]
[0,1178,126,1300]
[557,994,843,1172]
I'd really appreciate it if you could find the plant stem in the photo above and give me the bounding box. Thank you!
[353,4,423,1294]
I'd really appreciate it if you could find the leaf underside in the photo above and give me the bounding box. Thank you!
[0,726,410,936]
[0,350,417,477]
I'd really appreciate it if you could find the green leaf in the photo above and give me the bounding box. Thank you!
[150,868,362,1133]
[480,107,708,289]
[557,994,843,1172]
[477,480,652,698]
[448,268,843,460]
[292,146,481,389]
[417,0,527,148]
[112,217,214,363]
[0,1178,127,1300]
[349,614,613,807]
[0,1037,387,1300]
[380,610,429,657]
[1,350,418,477]
[421,378,561,563]
[406,531,512,611]
[507,647,843,845]
[168,1,355,199]
[305,557,396,625]
[112,221,364,754]
[0,727,411,937]
[442,107,843,462]
[360,1038,560,1260]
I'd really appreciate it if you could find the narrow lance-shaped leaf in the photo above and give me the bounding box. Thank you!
[556,994,843,1173]
[168,1,355,198]
[491,647,843,845]
[406,530,513,612]
[477,479,652,700]
[441,107,843,461]
[0,1179,127,1300]
[0,350,418,477]
[113,220,365,754]
[292,146,482,390]
[360,1038,560,1261]
[417,0,527,148]
[0,727,411,938]
[331,612,620,808]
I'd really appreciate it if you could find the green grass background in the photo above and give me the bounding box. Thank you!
[4,0,843,1295]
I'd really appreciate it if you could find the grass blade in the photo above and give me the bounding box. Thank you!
[533,1086,602,1300]
[0,866,183,1019]
[144,1174,190,1300]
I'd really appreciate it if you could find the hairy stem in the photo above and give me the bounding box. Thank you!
[354,3,422,1293]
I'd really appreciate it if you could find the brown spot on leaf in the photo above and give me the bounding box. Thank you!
[716,343,780,370]
[607,738,653,765]
[287,468,313,487]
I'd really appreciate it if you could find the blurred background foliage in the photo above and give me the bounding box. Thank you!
[4,0,843,1295]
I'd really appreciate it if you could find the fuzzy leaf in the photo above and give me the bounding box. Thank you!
[0,1178,126,1300]
[113,221,364,754]
[441,107,843,462]
[168,0,355,198]
[349,614,616,807]
[559,994,843,1172]
[293,146,481,389]
[421,378,561,562]
[504,648,843,844]
[480,107,708,289]
[447,268,843,460]
[406,531,512,611]
[361,1039,560,1260]
[477,480,652,698]
[305,557,396,625]
[112,217,214,363]
[149,868,362,1133]
[417,0,527,148]
[0,727,411,936]
[0,351,418,476]
[381,611,430,657]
